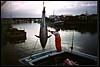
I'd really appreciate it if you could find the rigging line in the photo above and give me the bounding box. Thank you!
[32,38,38,53]
[29,38,38,59]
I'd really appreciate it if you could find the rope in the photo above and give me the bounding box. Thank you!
[29,38,38,59]
[32,38,38,53]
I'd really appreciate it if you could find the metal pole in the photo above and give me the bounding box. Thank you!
[71,30,74,52]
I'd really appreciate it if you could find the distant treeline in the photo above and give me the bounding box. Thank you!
[47,22,97,34]
[64,21,97,26]
[48,14,97,26]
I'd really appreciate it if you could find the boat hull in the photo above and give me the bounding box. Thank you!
[19,49,97,66]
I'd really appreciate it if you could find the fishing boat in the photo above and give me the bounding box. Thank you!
[19,2,97,66]
[54,21,64,26]
[19,48,97,66]
[7,28,26,44]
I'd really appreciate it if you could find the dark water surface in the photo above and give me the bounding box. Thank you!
[1,23,98,65]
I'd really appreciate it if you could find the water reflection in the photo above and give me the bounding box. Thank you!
[12,22,97,57]
[48,22,97,35]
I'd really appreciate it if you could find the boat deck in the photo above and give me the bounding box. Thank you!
[19,49,97,66]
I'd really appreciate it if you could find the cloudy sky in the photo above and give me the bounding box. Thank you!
[1,1,97,18]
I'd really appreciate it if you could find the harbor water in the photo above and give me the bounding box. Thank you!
[1,22,98,65]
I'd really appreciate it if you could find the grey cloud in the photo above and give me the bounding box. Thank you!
[1,1,97,18]
[57,6,97,15]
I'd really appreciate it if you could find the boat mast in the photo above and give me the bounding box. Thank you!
[53,10,55,22]
[53,10,55,16]
[70,30,74,52]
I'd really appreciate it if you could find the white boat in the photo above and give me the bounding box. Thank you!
[54,21,64,26]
